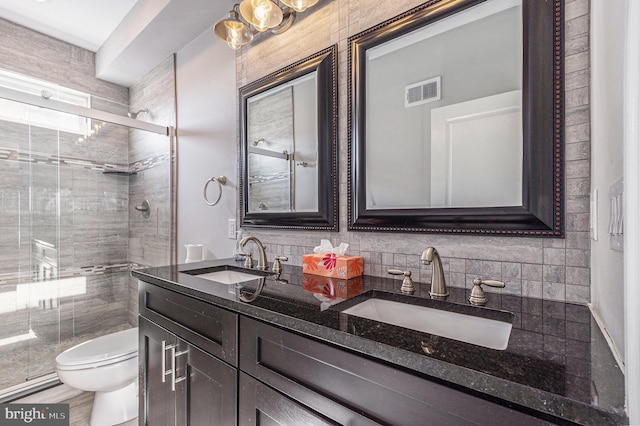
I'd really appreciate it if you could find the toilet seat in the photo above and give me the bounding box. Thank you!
[56,328,138,370]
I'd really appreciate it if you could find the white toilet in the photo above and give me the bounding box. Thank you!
[55,328,139,426]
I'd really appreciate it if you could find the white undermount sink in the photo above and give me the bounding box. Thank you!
[194,269,265,285]
[342,297,512,350]
[183,264,270,285]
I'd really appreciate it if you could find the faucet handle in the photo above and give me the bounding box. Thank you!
[388,269,415,295]
[272,256,288,274]
[238,252,253,268]
[469,278,505,306]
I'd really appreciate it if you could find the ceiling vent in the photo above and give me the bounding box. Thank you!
[405,76,441,108]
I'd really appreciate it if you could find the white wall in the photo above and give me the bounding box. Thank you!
[590,0,625,364]
[175,29,237,262]
[623,0,640,421]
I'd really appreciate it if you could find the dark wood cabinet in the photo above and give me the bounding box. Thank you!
[138,282,238,426]
[239,316,554,426]
[138,280,558,425]
[138,281,237,366]
[140,316,177,426]
[175,338,237,425]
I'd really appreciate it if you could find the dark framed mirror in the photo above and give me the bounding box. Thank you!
[240,45,338,230]
[348,0,563,236]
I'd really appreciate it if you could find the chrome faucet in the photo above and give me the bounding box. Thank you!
[420,247,448,300]
[239,236,268,270]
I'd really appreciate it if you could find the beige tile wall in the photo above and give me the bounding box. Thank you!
[236,0,591,304]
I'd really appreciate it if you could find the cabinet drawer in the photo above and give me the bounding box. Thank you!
[239,372,340,426]
[240,317,554,426]
[139,281,237,366]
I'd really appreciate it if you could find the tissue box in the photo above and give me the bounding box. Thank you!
[302,253,364,279]
[303,274,364,299]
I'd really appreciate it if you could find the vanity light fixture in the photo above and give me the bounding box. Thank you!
[214,0,317,50]
[213,6,254,50]
[239,0,283,32]
[280,0,318,12]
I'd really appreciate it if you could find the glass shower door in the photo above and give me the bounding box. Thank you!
[0,106,62,389]
[23,122,64,383]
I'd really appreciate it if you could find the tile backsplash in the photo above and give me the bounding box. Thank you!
[237,0,591,304]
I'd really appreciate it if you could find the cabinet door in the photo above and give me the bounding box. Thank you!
[239,372,338,426]
[140,317,177,426]
[175,342,237,426]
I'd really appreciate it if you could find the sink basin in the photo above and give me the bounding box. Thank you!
[183,265,270,284]
[195,270,265,284]
[341,296,513,350]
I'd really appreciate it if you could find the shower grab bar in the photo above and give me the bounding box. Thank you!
[204,176,227,206]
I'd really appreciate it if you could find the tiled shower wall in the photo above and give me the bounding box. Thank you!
[127,55,176,324]
[236,0,591,304]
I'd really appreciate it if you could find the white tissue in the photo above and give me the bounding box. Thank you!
[313,239,349,255]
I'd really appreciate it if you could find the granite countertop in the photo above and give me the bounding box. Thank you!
[132,259,627,426]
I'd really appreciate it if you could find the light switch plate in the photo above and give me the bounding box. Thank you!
[227,219,236,239]
[609,178,624,252]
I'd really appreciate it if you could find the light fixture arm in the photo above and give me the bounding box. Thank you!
[271,7,296,35]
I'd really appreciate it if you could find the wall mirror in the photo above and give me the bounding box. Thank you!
[240,45,337,230]
[348,0,563,236]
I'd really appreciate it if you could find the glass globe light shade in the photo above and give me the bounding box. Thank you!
[213,10,253,49]
[239,0,283,32]
[280,0,319,12]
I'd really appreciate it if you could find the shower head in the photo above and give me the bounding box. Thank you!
[127,108,148,119]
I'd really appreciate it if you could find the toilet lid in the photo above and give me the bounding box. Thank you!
[56,328,138,368]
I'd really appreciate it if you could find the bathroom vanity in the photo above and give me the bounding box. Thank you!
[133,260,626,425]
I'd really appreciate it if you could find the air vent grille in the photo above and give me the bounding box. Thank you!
[405,76,441,108]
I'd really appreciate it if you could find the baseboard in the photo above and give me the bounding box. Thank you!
[589,304,626,374]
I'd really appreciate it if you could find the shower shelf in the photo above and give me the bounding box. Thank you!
[103,170,137,176]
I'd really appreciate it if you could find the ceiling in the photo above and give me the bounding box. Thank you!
[0,0,138,52]
[0,0,235,87]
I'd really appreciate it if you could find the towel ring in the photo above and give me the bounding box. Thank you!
[204,176,227,206]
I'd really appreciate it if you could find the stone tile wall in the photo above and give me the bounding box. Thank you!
[127,55,176,324]
[236,0,591,304]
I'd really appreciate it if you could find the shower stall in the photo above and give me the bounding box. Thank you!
[0,70,175,399]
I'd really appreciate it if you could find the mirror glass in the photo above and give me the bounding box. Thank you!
[349,0,563,236]
[240,45,337,230]
[366,0,522,209]
[246,72,318,213]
